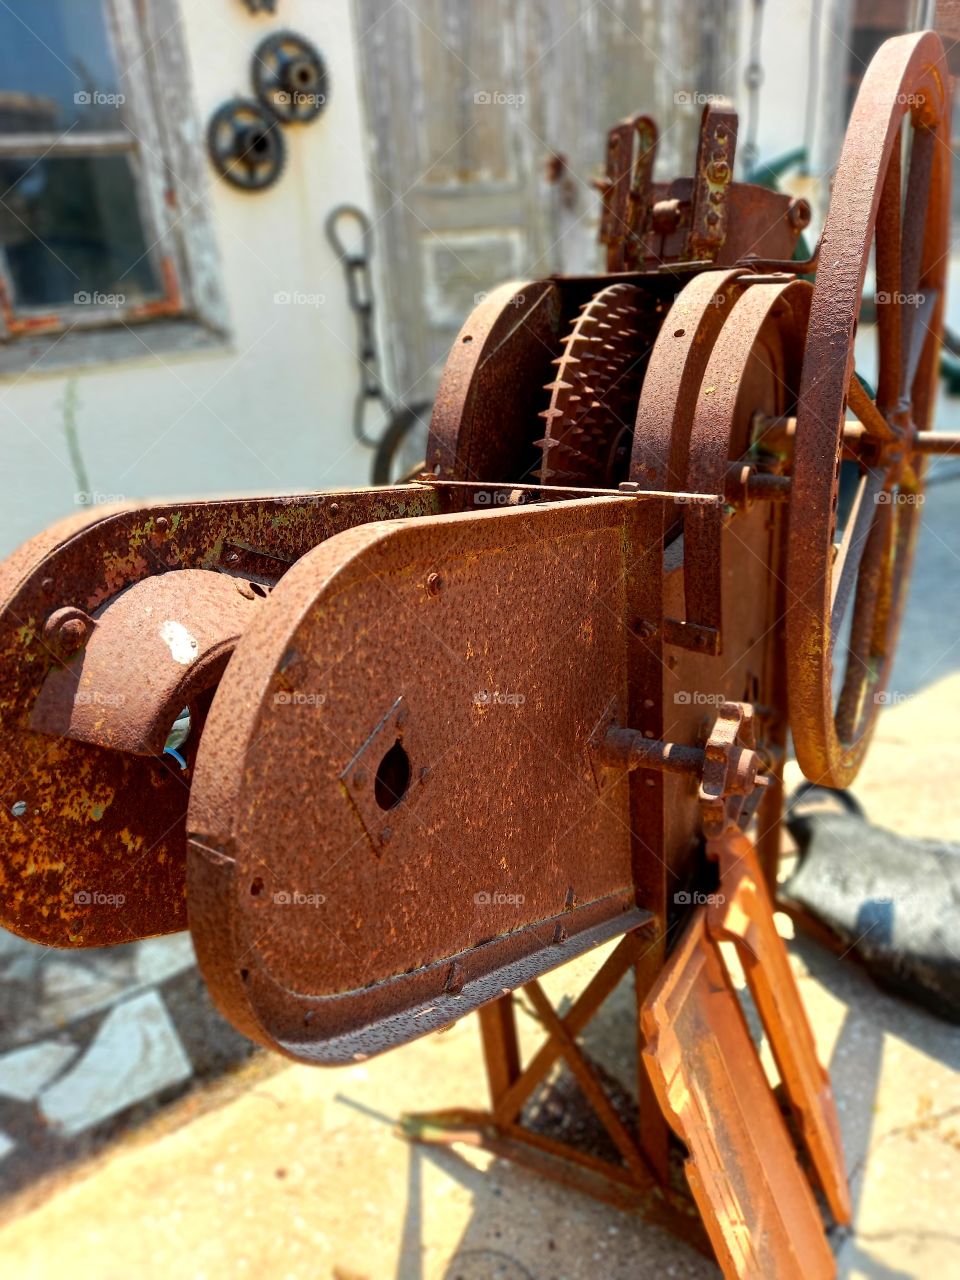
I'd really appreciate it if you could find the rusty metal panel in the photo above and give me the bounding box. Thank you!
[0,487,439,948]
[641,910,835,1280]
[30,569,266,755]
[187,497,658,1061]
[707,832,851,1226]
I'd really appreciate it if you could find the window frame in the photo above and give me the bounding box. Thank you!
[0,0,225,344]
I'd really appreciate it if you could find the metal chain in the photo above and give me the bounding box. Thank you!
[325,204,389,447]
[742,0,765,174]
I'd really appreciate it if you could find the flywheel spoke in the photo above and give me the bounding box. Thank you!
[829,467,887,645]
[835,501,895,743]
[846,377,899,444]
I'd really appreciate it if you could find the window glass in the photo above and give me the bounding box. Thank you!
[0,0,125,134]
[0,154,160,307]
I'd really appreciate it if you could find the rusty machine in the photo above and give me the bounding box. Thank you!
[0,30,956,1280]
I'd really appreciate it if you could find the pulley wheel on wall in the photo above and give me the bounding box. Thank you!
[253,30,329,123]
[207,98,286,191]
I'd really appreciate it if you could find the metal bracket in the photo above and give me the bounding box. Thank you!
[340,695,420,852]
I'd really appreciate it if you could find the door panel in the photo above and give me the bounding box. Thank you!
[355,0,737,400]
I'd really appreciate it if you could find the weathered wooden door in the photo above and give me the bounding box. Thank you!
[354,0,737,407]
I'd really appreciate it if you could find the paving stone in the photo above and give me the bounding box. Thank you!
[39,992,192,1137]
[133,933,196,987]
[39,959,131,1028]
[0,928,41,966]
[0,1041,77,1102]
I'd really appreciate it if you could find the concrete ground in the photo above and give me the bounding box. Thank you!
[0,437,957,1279]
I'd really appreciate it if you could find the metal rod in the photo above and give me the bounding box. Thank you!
[754,412,958,454]
[597,727,705,777]
[915,432,960,454]
[416,475,721,505]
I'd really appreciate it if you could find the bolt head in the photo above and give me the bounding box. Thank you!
[426,572,442,596]
[59,617,88,653]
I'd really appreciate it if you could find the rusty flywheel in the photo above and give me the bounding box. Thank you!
[786,30,950,788]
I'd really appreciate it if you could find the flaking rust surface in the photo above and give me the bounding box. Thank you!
[0,488,437,948]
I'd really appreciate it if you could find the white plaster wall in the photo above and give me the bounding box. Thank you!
[733,0,853,194]
[0,0,377,556]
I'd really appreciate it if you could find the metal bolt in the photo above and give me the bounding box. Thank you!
[380,826,393,845]
[329,503,340,516]
[419,766,431,783]
[155,517,169,532]
[426,572,442,596]
[41,578,54,595]
[353,768,368,788]
[226,551,240,565]
[59,617,88,653]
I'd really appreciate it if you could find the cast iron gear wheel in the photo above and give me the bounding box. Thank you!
[253,30,329,123]
[207,98,286,191]
[534,282,653,487]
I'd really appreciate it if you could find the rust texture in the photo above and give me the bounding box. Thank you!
[0,487,437,947]
[0,32,949,1279]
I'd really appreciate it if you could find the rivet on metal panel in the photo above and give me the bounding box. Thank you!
[44,606,95,657]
